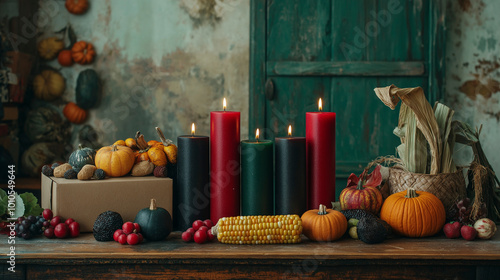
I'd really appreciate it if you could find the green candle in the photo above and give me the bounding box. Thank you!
[241,129,274,216]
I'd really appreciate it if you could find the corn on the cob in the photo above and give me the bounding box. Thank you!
[211,215,303,244]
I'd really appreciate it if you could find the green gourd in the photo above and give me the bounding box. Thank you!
[76,69,99,109]
[24,107,70,143]
[134,199,172,241]
[68,144,96,172]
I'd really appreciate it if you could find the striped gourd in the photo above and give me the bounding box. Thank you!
[211,215,302,244]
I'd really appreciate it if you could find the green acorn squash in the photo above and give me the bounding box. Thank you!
[76,69,99,110]
[68,144,96,172]
[134,199,172,241]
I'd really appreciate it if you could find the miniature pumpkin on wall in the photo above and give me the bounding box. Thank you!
[76,69,99,109]
[301,204,347,242]
[24,107,70,143]
[71,41,96,64]
[38,37,64,60]
[95,145,135,177]
[57,50,74,66]
[33,70,66,101]
[380,188,446,237]
[65,0,89,15]
[63,102,87,124]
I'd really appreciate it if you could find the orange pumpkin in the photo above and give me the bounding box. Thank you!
[71,41,95,64]
[164,144,177,164]
[125,138,138,150]
[113,140,126,146]
[135,152,149,163]
[63,102,87,124]
[339,183,383,214]
[38,37,64,60]
[33,70,65,101]
[65,0,89,15]
[148,146,167,166]
[301,204,347,242]
[95,145,135,177]
[148,140,161,147]
[58,50,73,66]
[380,188,446,237]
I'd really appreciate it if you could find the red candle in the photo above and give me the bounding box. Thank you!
[210,98,240,223]
[306,98,336,209]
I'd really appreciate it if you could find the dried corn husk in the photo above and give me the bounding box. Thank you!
[374,85,442,174]
[433,102,456,173]
[454,120,500,223]
[395,104,428,173]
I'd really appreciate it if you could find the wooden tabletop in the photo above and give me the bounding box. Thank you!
[3,232,500,264]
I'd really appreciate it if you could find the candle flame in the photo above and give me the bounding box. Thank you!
[288,125,292,137]
[256,128,260,141]
[223,98,227,111]
[191,123,195,136]
[318,98,323,112]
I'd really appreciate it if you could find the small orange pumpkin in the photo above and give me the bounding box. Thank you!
[380,188,446,237]
[63,102,87,124]
[125,138,138,150]
[95,145,135,177]
[113,140,126,146]
[65,0,89,15]
[301,204,347,242]
[148,140,161,147]
[57,50,73,66]
[33,70,66,101]
[38,37,64,60]
[148,146,167,166]
[135,152,149,163]
[71,41,95,64]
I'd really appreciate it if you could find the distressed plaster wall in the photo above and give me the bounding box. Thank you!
[445,0,500,172]
[37,0,249,144]
[32,0,500,174]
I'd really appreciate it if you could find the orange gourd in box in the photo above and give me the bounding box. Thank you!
[95,145,135,177]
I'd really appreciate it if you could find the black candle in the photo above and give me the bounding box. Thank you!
[275,125,306,215]
[175,124,210,231]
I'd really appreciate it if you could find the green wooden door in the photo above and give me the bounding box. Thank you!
[250,0,446,199]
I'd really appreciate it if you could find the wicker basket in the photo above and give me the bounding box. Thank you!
[386,167,467,215]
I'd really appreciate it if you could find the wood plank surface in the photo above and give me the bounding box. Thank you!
[2,232,500,263]
[1,233,500,279]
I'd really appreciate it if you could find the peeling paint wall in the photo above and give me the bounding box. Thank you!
[445,0,500,172]
[31,0,500,174]
[38,0,249,144]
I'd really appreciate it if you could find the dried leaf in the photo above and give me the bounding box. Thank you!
[374,85,442,174]
[434,102,456,173]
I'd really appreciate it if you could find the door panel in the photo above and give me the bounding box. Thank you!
[250,0,445,199]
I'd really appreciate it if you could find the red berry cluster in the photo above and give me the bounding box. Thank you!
[42,209,80,239]
[182,219,216,244]
[113,222,143,245]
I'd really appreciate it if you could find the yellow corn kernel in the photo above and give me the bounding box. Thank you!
[212,215,302,245]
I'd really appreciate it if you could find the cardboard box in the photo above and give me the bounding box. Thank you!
[41,175,173,232]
